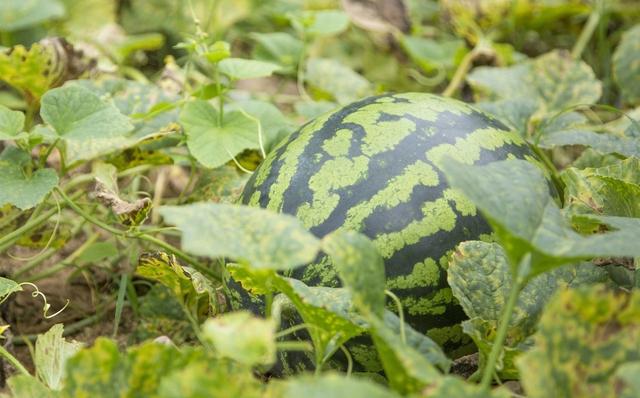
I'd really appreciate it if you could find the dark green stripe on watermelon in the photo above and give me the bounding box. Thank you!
[229,92,543,372]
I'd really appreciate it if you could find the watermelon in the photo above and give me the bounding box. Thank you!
[227,93,545,372]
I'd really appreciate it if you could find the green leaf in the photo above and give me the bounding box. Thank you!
[228,266,366,369]
[322,230,386,317]
[368,314,441,394]
[227,99,293,152]
[159,203,321,270]
[305,58,372,105]
[0,105,25,140]
[218,58,281,80]
[202,311,276,366]
[179,100,261,169]
[539,129,640,157]
[136,252,216,318]
[613,24,640,105]
[441,159,640,277]
[448,241,608,377]
[5,375,55,398]
[0,276,22,301]
[562,158,640,220]
[425,376,512,398]
[517,286,640,398]
[0,150,58,210]
[269,373,402,398]
[400,36,466,73]
[615,362,640,398]
[0,0,65,31]
[291,10,350,38]
[251,32,303,74]
[40,85,135,163]
[35,324,83,391]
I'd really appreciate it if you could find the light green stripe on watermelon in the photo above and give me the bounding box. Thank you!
[402,287,455,317]
[386,258,441,290]
[321,128,353,157]
[266,113,332,211]
[342,161,439,230]
[374,197,457,258]
[297,156,369,228]
[426,128,523,167]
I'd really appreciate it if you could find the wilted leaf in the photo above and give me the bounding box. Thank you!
[613,24,640,105]
[35,324,84,391]
[202,311,276,366]
[305,58,372,104]
[40,85,135,163]
[0,44,56,102]
[160,203,321,270]
[218,58,281,80]
[93,180,152,227]
[341,0,410,33]
[517,286,640,398]
[0,149,58,210]
[136,252,216,318]
[180,100,261,169]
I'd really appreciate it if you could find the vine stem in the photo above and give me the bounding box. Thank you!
[442,40,489,98]
[571,0,603,59]
[0,345,30,376]
[480,255,529,390]
[53,187,218,281]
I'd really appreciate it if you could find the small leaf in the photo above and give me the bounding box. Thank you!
[180,100,261,169]
[35,324,84,390]
[251,32,303,74]
[0,149,58,210]
[0,277,23,301]
[539,129,640,158]
[613,24,640,105]
[615,362,640,398]
[40,85,135,163]
[269,373,403,398]
[401,36,466,74]
[322,230,386,317]
[0,105,25,140]
[291,10,350,37]
[227,99,293,152]
[305,58,371,104]
[517,286,640,398]
[159,203,321,270]
[202,311,276,366]
[424,376,512,398]
[218,58,281,80]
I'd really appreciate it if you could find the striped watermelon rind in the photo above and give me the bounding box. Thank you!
[228,92,544,370]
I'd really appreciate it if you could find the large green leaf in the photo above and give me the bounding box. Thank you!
[0,148,58,210]
[322,230,386,317]
[269,373,402,398]
[202,311,276,366]
[441,159,640,277]
[517,286,640,398]
[179,100,261,169]
[0,0,65,31]
[159,203,320,270]
[448,241,608,377]
[539,129,640,157]
[35,324,83,391]
[40,85,135,163]
[613,24,640,105]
